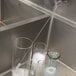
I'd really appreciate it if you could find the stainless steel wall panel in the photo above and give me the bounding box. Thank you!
[0,17,49,73]
[53,19,76,71]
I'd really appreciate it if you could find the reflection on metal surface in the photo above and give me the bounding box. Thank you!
[0,15,48,32]
[55,0,71,6]
[53,19,76,71]
[19,0,76,29]
[1,60,76,76]
[0,21,6,26]
[2,0,43,24]
[0,0,76,75]
[0,16,49,74]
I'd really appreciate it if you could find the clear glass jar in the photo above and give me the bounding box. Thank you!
[31,42,46,76]
[12,37,32,76]
[44,51,61,76]
[12,61,30,76]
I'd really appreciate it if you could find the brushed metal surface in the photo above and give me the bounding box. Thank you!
[1,0,76,75]
[25,0,76,27]
[1,0,44,25]
[28,0,54,11]
[28,0,76,22]
[2,61,76,76]
[56,0,76,22]
[0,17,49,74]
[52,18,76,71]
[0,0,1,20]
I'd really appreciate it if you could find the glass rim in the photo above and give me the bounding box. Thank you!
[47,51,61,60]
[16,37,32,50]
[34,42,46,49]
